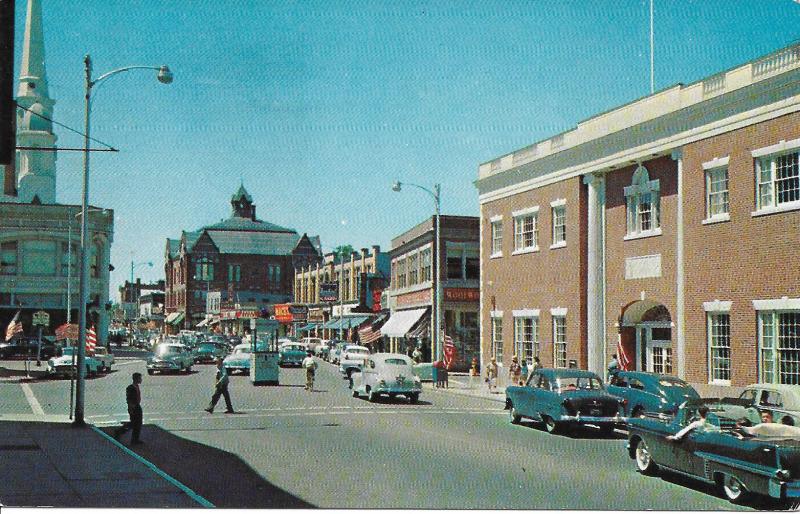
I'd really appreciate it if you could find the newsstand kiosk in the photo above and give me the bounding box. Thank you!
[250,318,280,385]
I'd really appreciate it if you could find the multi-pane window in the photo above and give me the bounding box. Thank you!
[228,264,241,282]
[513,213,538,251]
[420,248,432,282]
[446,247,463,279]
[514,316,538,365]
[708,313,731,382]
[407,253,419,285]
[195,257,214,281]
[1,241,17,275]
[553,316,567,368]
[705,167,729,218]
[396,259,406,288]
[490,220,503,255]
[757,152,800,209]
[491,317,503,363]
[759,311,800,385]
[267,264,281,291]
[552,206,566,245]
[651,346,672,374]
[465,255,479,280]
[625,165,660,236]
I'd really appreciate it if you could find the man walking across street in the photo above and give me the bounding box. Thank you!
[114,372,143,445]
[205,358,234,414]
[302,350,317,391]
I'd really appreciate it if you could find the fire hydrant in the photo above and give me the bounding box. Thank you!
[470,357,479,376]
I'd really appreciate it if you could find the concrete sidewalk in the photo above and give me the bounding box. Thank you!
[422,372,507,403]
[0,416,208,508]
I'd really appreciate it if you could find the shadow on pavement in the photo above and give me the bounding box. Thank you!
[100,424,314,509]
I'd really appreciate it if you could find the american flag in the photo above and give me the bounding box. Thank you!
[443,334,456,368]
[5,310,23,342]
[617,335,631,371]
[85,326,97,356]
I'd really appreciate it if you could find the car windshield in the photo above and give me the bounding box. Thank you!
[61,347,76,356]
[384,358,409,365]
[658,377,690,388]
[233,347,250,355]
[198,344,215,351]
[556,377,603,391]
[156,346,181,357]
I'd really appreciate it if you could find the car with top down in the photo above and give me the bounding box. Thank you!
[628,397,800,505]
[351,353,422,403]
[505,368,625,434]
[606,370,700,419]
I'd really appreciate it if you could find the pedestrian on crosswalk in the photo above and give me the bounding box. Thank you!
[205,358,234,414]
[113,372,143,445]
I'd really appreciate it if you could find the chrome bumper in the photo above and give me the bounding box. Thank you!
[559,414,626,424]
[772,478,800,499]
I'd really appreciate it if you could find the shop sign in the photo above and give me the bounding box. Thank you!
[308,308,326,322]
[319,282,338,302]
[274,303,309,323]
[396,289,431,307]
[444,288,480,302]
[372,290,382,312]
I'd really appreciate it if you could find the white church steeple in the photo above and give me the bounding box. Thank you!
[15,0,57,204]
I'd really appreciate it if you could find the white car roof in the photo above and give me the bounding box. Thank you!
[370,353,412,363]
[744,383,800,409]
[344,345,369,352]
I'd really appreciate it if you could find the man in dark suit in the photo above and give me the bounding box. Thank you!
[114,372,143,444]
[205,358,234,414]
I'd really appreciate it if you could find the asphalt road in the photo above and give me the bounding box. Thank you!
[3,349,750,509]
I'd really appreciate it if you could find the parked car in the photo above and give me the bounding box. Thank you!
[738,384,800,426]
[302,337,323,354]
[146,343,194,375]
[0,337,57,360]
[339,345,370,378]
[278,343,307,367]
[351,353,422,403]
[607,371,700,419]
[92,346,115,372]
[314,342,330,360]
[505,368,625,434]
[193,342,227,363]
[627,398,800,504]
[223,342,267,375]
[47,346,102,378]
[330,340,350,365]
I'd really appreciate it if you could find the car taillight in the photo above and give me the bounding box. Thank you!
[620,398,628,406]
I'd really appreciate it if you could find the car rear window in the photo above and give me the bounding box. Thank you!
[384,358,408,365]
[349,348,368,355]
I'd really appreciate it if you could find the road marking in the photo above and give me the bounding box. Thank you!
[114,360,143,367]
[20,383,44,416]
[91,426,214,508]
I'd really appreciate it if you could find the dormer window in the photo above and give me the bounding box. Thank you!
[624,165,661,239]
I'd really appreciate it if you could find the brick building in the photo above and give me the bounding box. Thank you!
[476,44,800,388]
[164,185,321,331]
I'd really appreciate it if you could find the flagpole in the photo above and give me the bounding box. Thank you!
[650,0,654,94]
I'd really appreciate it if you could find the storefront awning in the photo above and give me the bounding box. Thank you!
[323,315,371,330]
[299,323,320,331]
[165,312,185,325]
[381,308,428,338]
[407,312,430,339]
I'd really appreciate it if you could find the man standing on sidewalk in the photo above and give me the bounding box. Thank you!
[114,372,143,445]
[205,358,234,414]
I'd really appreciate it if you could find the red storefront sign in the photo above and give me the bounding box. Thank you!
[372,290,382,312]
[396,289,431,307]
[443,288,479,302]
[274,304,308,324]
[220,309,260,320]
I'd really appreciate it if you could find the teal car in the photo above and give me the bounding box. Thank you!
[278,343,306,367]
[506,368,624,435]
[223,341,268,374]
[607,371,700,419]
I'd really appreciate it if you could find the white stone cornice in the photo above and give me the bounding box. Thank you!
[703,300,732,312]
[702,156,730,170]
[753,297,800,311]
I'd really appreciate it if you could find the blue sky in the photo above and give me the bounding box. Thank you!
[13,0,800,297]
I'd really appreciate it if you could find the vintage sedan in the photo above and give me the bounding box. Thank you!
[193,342,227,363]
[223,342,267,374]
[628,398,800,504]
[739,384,800,426]
[147,343,194,375]
[339,345,370,378]
[47,346,102,378]
[607,371,700,418]
[352,353,422,403]
[278,343,307,367]
[505,368,624,434]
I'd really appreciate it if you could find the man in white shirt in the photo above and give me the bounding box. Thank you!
[302,351,317,392]
[667,406,713,441]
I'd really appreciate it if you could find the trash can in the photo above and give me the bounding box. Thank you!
[431,365,439,384]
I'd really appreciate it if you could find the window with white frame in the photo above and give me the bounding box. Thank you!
[708,313,731,382]
[705,166,729,218]
[552,205,566,245]
[757,152,800,210]
[407,253,419,285]
[490,220,503,255]
[759,311,800,385]
[513,213,538,251]
[553,315,567,368]
[396,258,406,288]
[625,165,660,236]
[514,316,538,364]
[491,317,503,363]
[420,247,432,282]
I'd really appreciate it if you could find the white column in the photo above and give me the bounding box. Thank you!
[583,173,606,374]
[672,149,686,379]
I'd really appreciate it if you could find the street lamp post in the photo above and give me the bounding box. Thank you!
[392,181,441,362]
[74,55,173,427]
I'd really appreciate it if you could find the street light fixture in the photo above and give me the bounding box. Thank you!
[391,180,442,362]
[74,55,173,427]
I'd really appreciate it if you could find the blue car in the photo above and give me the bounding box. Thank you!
[505,368,624,435]
[606,371,700,419]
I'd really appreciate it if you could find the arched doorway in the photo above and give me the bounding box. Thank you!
[620,301,673,374]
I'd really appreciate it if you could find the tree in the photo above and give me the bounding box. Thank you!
[333,244,354,260]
